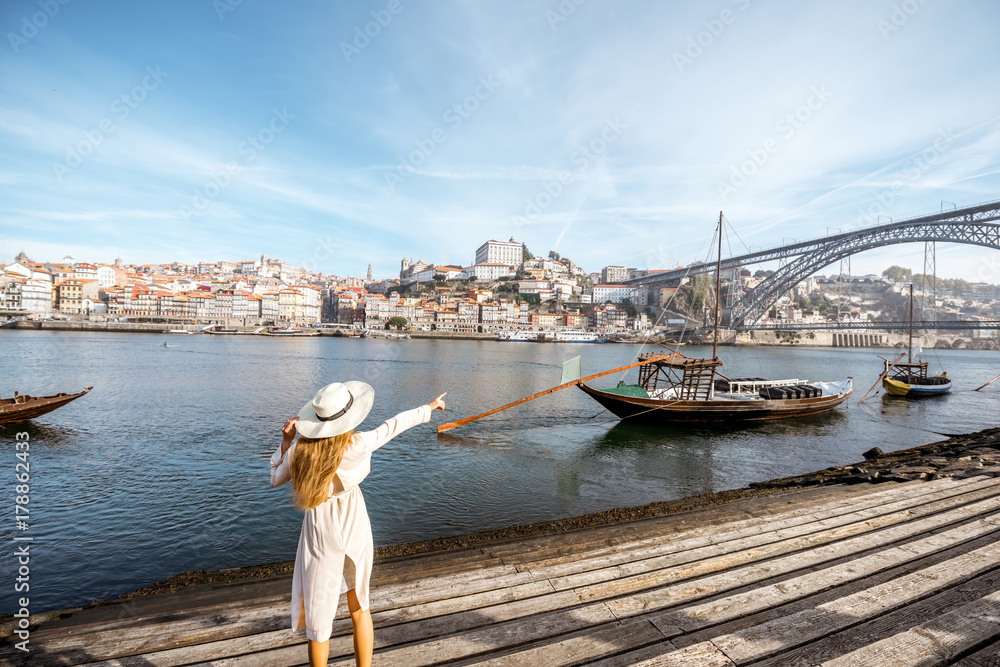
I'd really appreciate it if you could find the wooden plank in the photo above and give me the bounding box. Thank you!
[820,590,1000,666]
[751,564,1000,666]
[19,569,539,664]
[671,526,1000,652]
[483,479,933,563]
[541,477,1000,590]
[630,640,735,666]
[650,514,1000,634]
[0,601,296,666]
[323,602,618,667]
[469,619,668,666]
[950,641,1000,666]
[488,477,970,565]
[62,586,577,667]
[584,641,686,667]
[589,494,1000,614]
[702,541,1000,664]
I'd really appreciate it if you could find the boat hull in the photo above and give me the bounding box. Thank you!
[0,387,93,424]
[578,382,852,424]
[882,377,952,397]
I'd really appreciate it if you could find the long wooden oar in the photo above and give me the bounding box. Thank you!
[437,353,678,433]
[974,373,1000,392]
[859,352,906,404]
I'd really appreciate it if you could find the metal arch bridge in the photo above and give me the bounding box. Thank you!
[624,199,1000,329]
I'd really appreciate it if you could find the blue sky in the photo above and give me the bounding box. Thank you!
[1,0,999,281]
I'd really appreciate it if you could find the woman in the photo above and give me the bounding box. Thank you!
[270,381,446,667]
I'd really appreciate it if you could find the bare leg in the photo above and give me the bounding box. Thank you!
[347,588,373,667]
[307,638,330,667]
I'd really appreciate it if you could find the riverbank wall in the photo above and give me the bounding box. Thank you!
[6,320,997,349]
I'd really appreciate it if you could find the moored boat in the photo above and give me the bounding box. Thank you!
[578,352,852,424]
[882,362,951,397]
[260,325,320,337]
[879,284,950,398]
[1,387,93,425]
[534,330,607,343]
[496,330,539,342]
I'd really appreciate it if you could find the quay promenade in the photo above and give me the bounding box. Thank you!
[3,429,1000,665]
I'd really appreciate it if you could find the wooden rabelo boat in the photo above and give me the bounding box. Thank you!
[0,387,92,425]
[578,352,852,424]
[438,212,852,433]
[880,285,951,398]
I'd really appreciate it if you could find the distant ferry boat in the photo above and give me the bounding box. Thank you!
[544,330,607,344]
[496,330,538,342]
[495,329,606,343]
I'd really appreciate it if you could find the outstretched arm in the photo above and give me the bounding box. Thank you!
[269,417,298,487]
[354,393,447,455]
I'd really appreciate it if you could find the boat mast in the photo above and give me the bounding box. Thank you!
[713,211,722,359]
[908,283,914,364]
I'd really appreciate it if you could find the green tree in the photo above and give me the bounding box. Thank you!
[754,270,775,278]
[881,266,912,283]
[522,245,534,261]
[548,250,561,260]
[387,316,407,329]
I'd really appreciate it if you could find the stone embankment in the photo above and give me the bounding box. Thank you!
[752,427,1000,489]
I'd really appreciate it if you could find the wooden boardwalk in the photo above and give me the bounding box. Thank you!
[6,475,1000,666]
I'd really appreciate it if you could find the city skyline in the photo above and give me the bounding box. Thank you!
[2,1,1000,281]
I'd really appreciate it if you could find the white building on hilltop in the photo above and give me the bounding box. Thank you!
[475,237,523,270]
[601,265,629,283]
[593,284,648,307]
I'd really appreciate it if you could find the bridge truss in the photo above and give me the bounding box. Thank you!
[626,200,1000,330]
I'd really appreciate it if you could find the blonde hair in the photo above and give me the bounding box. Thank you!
[289,431,354,510]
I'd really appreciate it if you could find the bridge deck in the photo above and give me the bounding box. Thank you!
[5,476,1000,666]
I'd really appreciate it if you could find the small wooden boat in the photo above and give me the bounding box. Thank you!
[880,284,950,398]
[578,353,852,424]
[882,362,951,397]
[0,387,93,425]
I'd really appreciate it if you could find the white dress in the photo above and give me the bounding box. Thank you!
[269,405,431,643]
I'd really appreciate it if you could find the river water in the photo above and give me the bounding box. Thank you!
[2,330,999,613]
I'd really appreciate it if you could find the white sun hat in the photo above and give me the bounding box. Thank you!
[295,381,374,439]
